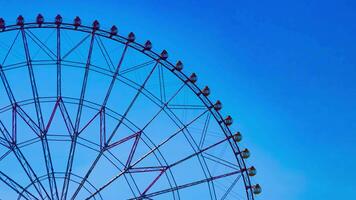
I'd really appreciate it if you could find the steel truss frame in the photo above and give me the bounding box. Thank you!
[0,18,255,200]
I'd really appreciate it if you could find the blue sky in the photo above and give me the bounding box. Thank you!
[0,0,355,199]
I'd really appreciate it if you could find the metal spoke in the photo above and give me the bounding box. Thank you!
[140,168,166,197]
[0,121,50,199]
[57,26,62,97]
[125,132,141,168]
[105,132,139,150]
[58,98,75,134]
[25,30,56,60]
[168,104,207,110]
[64,37,129,200]
[20,27,59,200]
[71,60,159,199]
[61,34,91,60]
[168,133,235,169]
[95,36,115,72]
[99,108,106,149]
[0,64,16,104]
[73,32,95,132]
[117,129,237,198]
[160,97,217,198]
[199,112,211,148]
[45,98,75,134]
[0,150,11,161]
[158,64,166,102]
[15,105,41,137]
[133,109,208,167]
[105,61,160,144]
[120,60,155,75]
[220,175,241,200]
[202,153,239,171]
[0,136,9,148]
[131,173,242,199]
[98,82,186,182]
[139,83,186,131]
[128,166,167,173]
[12,104,17,142]
[1,31,20,66]
[0,171,39,200]
[82,109,209,198]
[20,29,45,131]
[102,44,128,108]
[61,31,96,200]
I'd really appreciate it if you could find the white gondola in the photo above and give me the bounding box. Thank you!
[241,148,250,159]
[144,40,152,50]
[128,32,135,42]
[36,14,44,25]
[74,16,81,28]
[17,15,24,26]
[253,184,262,194]
[213,100,222,111]
[160,50,168,60]
[92,20,100,30]
[224,115,233,126]
[175,61,183,71]
[110,25,118,36]
[201,86,210,96]
[55,15,62,25]
[189,73,197,83]
[247,166,256,176]
[0,18,5,30]
[233,132,242,142]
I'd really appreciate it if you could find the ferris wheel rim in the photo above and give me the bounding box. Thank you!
[0,16,258,199]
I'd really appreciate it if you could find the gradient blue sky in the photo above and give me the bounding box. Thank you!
[0,0,355,199]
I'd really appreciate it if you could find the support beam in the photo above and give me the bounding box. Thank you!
[80,109,209,199]
[61,31,96,200]
[71,59,159,200]
[132,173,242,199]
[0,171,39,200]
[57,26,62,97]
[0,121,50,199]
[20,28,59,200]
[220,175,241,200]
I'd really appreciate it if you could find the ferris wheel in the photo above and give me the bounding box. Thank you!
[0,14,261,200]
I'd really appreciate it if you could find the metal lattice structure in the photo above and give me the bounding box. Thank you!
[0,15,261,200]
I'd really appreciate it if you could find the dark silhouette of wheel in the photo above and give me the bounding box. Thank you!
[0,14,261,200]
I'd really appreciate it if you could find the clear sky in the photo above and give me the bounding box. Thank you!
[0,0,355,199]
